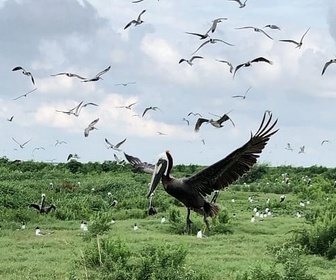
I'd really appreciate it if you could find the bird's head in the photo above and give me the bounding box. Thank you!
[147,151,170,198]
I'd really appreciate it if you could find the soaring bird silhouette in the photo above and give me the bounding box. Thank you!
[235,26,273,40]
[194,111,235,132]
[115,81,136,86]
[321,58,336,75]
[50,72,86,80]
[142,106,162,117]
[124,152,155,174]
[56,101,98,117]
[179,56,204,66]
[233,57,273,78]
[7,116,14,122]
[29,194,56,214]
[115,102,138,110]
[192,38,234,55]
[264,24,281,30]
[124,9,146,29]
[232,86,252,99]
[12,137,32,149]
[82,66,111,82]
[67,153,80,161]
[216,59,234,73]
[147,112,278,232]
[12,66,35,85]
[84,118,99,137]
[228,0,247,8]
[104,138,127,151]
[279,27,310,49]
[12,88,37,101]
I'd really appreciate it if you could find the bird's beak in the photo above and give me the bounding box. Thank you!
[147,159,167,198]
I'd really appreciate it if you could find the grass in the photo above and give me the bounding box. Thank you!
[1,191,336,279]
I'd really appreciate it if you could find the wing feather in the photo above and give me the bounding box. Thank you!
[185,112,278,196]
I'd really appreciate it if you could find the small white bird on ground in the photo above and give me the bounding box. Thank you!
[134,223,139,231]
[197,229,207,238]
[161,216,166,224]
[35,227,50,236]
[250,215,255,223]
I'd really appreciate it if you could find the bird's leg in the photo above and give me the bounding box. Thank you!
[203,213,211,231]
[186,208,193,233]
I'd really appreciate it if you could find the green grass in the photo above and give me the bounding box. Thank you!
[1,191,336,280]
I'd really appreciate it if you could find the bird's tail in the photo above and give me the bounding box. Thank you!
[204,202,219,217]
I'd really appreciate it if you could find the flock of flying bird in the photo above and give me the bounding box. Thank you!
[4,1,335,233]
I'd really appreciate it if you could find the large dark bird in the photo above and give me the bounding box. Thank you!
[29,194,56,214]
[124,152,155,174]
[147,112,278,232]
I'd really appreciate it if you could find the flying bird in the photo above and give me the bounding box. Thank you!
[56,101,98,117]
[179,56,204,66]
[82,65,111,82]
[192,38,234,55]
[194,111,235,132]
[216,59,234,73]
[7,116,14,122]
[279,27,310,48]
[147,112,278,231]
[235,26,273,40]
[182,118,190,126]
[321,140,330,145]
[264,24,281,30]
[50,72,86,80]
[298,146,305,154]
[115,81,136,86]
[188,112,202,117]
[115,102,138,110]
[84,118,99,137]
[55,140,67,146]
[12,137,32,149]
[321,58,336,75]
[228,0,247,8]
[113,154,126,165]
[124,9,146,29]
[206,17,228,34]
[12,66,35,85]
[142,106,161,117]
[232,86,252,99]
[12,88,37,101]
[233,57,273,78]
[124,152,155,174]
[104,138,127,151]
[185,31,210,40]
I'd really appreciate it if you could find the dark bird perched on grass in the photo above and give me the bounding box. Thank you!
[147,112,278,232]
[235,26,273,40]
[279,27,310,49]
[124,152,155,174]
[84,118,99,137]
[142,106,162,117]
[12,137,32,149]
[50,72,86,80]
[192,38,234,55]
[82,66,111,82]
[124,9,146,29]
[179,56,203,66]
[12,88,37,101]
[233,57,273,78]
[104,138,127,151]
[12,66,35,85]
[194,111,235,132]
[321,58,336,75]
[29,194,56,214]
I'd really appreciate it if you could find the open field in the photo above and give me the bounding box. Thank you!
[1,160,336,279]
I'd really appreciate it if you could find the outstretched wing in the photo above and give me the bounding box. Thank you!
[95,66,111,78]
[185,112,278,196]
[115,138,127,148]
[124,152,155,174]
[29,203,41,211]
[194,117,209,132]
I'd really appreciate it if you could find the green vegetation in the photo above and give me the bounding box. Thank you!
[1,158,336,279]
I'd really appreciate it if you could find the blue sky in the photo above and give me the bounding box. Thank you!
[0,0,335,167]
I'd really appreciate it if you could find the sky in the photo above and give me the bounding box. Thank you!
[0,0,336,167]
